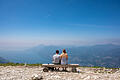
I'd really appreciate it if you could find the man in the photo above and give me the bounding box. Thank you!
[52,50,60,65]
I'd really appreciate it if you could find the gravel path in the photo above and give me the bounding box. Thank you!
[0,66,120,80]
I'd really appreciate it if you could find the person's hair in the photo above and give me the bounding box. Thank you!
[63,49,66,53]
[56,50,59,54]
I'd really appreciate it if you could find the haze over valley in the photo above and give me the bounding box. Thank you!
[0,44,120,68]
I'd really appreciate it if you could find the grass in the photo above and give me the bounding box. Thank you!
[0,62,42,66]
[0,63,119,69]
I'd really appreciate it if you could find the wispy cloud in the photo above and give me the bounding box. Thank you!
[0,40,38,51]
[0,38,120,50]
[98,38,120,45]
[68,24,113,28]
[45,14,51,18]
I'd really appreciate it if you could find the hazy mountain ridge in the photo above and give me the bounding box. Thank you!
[0,57,9,63]
[69,44,120,68]
[0,44,120,68]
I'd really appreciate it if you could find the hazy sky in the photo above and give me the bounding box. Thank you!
[0,0,120,50]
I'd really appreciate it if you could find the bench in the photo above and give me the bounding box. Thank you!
[42,64,79,72]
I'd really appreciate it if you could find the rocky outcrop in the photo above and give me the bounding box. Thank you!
[0,66,120,80]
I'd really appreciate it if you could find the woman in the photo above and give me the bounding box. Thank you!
[60,49,68,65]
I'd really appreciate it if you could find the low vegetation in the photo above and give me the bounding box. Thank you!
[0,63,119,70]
[0,63,42,66]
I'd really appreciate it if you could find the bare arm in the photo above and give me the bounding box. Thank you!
[66,54,68,60]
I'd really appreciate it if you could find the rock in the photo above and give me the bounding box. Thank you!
[0,66,120,80]
[31,74,43,80]
[84,75,90,80]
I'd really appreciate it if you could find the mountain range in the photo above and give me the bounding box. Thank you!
[0,44,120,68]
[0,57,9,63]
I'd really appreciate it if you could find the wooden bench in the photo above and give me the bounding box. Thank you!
[42,64,79,72]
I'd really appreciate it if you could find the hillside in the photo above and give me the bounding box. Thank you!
[0,57,9,63]
[69,44,120,68]
[0,44,120,68]
[0,66,120,80]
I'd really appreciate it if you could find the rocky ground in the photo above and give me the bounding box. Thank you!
[0,66,120,80]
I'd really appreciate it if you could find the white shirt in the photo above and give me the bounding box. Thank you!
[52,54,60,64]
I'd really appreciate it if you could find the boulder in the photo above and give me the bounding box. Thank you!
[31,74,43,80]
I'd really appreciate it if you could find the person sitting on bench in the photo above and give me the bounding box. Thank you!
[60,49,68,71]
[52,50,60,65]
[60,49,68,65]
[52,50,60,71]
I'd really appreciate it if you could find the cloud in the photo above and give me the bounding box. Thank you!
[0,38,120,50]
[68,24,113,28]
[45,14,51,18]
[99,38,120,45]
[0,40,38,51]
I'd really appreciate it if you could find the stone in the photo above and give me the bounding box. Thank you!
[0,66,120,80]
[31,74,43,80]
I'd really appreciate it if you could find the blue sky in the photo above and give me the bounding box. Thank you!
[0,0,120,50]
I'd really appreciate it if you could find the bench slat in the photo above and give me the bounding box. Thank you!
[42,64,79,67]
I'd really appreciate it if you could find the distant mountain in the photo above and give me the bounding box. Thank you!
[0,57,9,63]
[69,44,120,68]
[0,44,120,68]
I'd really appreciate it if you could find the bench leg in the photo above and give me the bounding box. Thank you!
[49,67,54,71]
[54,67,60,71]
[72,67,77,72]
[43,67,49,72]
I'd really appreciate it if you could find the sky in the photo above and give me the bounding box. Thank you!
[0,0,120,50]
